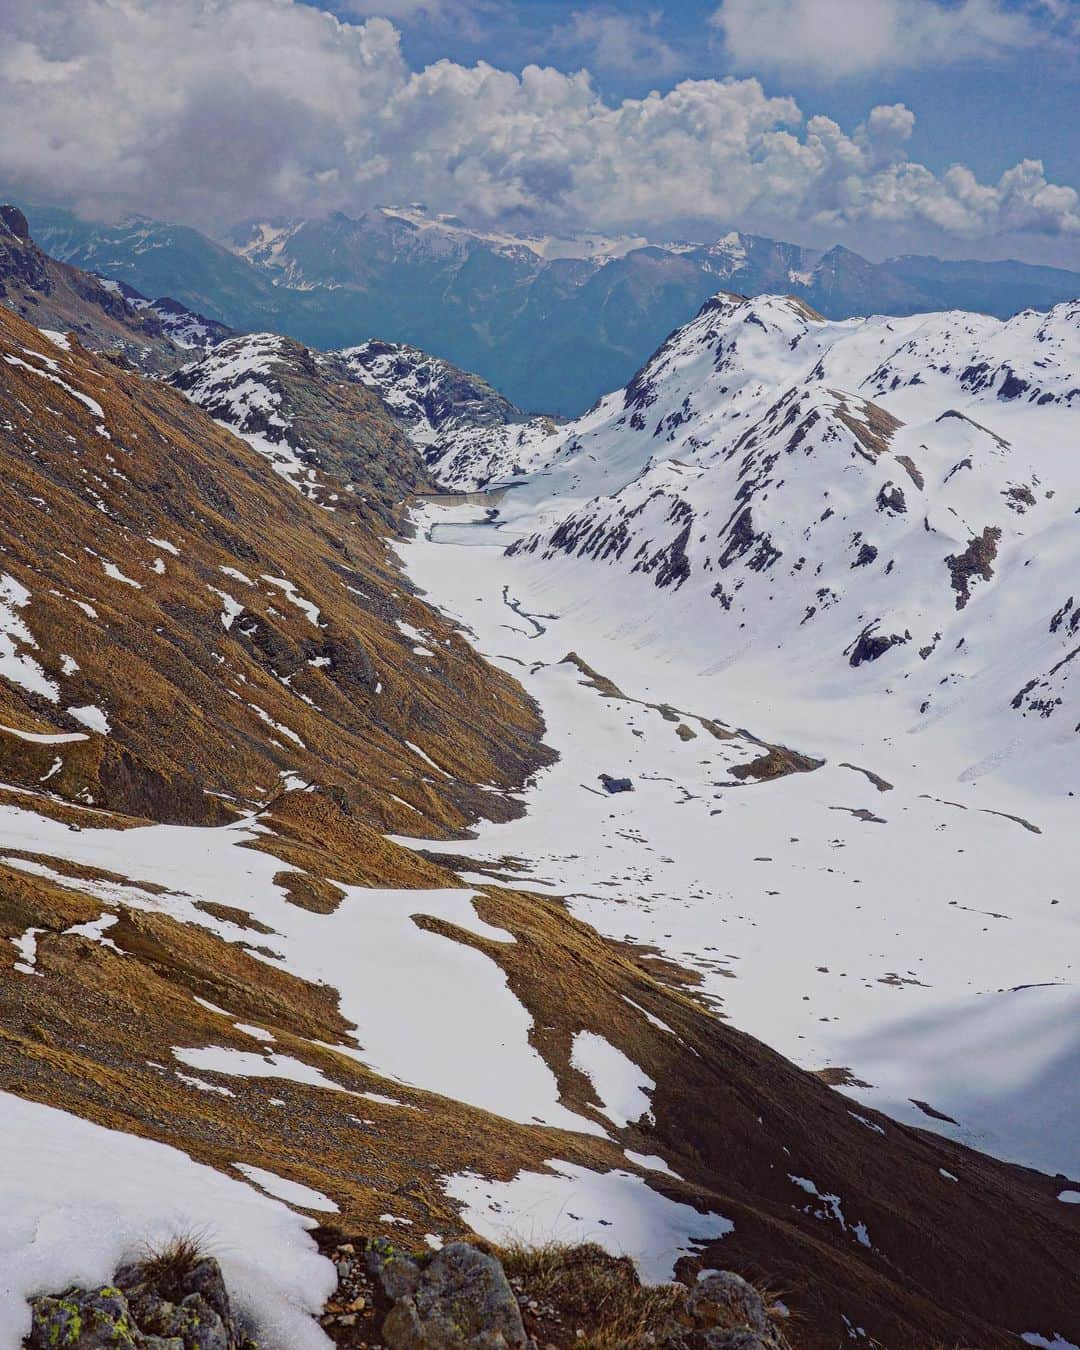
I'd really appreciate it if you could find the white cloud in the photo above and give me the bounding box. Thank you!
[713,0,1045,79]
[552,9,681,77]
[335,0,475,21]
[0,0,1076,247]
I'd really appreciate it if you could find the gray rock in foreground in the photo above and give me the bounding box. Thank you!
[381,1242,529,1349]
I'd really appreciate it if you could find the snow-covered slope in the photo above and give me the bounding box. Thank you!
[471,295,1080,786]
[394,292,1080,1194]
[335,339,563,488]
[171,333,431,520]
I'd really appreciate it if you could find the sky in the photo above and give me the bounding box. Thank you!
[1,0,1078,266]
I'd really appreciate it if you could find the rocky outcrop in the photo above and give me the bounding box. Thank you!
[316,1235,792,1350]
[27,1254,256,1350]
[25,1240,794,1350]
[376,1242,529,1349]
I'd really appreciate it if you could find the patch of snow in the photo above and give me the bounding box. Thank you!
[0,1091,334,1350]
[38,329,72,352]
[173,1047,349,1095]
[789,1175,871,1247]
[1,352,105,418]
[210,586,244,630]
[0,724,87,745]
[233,1164,338,1213]
[445,1160,733,1282]
[623,1150,680,1178]
[570,1031,655,1129]
[234,1023,275,1042]
[101,560,142,589]
[175,1072,236,1097]
[10,926,45,976]
[68,704,110,734]
[63,912,121,952]
[261,575,321,627]
[405,740,452,777]
[0,574,59,702]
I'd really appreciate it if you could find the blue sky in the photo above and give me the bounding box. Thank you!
[1,0,1077,265]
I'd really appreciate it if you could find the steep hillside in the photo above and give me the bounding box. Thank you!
[170,333,432,524]
[338,338,519,442]
[26,202,1080,415]
[0,205,228,372]
[2,301,1078,1349]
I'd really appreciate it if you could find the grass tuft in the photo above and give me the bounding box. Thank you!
[136,1230,210,1301]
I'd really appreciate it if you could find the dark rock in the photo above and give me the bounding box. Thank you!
[28,1286,140,1348]
[381,1242,528,1348]
[0,204,31,241]
[848,624,909,666]
[39,1256,256,1349]
[688,1272,768,1333]
[365,1237,422,1301]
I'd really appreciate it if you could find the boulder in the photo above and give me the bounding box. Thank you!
[381,1242,528,1349]
[30,1256,257,1349]
[28,1286,140,1349]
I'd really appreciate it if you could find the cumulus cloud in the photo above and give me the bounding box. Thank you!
[551,9,682,77]
[0,0,1076,247]
[713,0,1046,80]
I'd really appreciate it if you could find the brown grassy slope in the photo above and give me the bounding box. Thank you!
[0,303,549,835]
[0,205,187,372]
[0,302,1076,1347]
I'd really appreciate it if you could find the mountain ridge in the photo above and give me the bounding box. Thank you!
[22,201,1080,416]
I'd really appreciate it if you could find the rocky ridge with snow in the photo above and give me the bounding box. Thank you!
[475,293,1080,783]
[171,333,432,523]
[0,205,230,372]
[30,200,1080,415]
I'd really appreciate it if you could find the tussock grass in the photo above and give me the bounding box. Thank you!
[499,1239,687,1349]
[136,1230,211,1300]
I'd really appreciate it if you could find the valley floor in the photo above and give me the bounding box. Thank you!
[397,499,1079,1183]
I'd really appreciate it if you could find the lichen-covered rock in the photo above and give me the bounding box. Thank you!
[658,1271,790,1350]
[365,1237,422,1301]
[381,1242,528,1349]
[28,1286,140,1348]
[28,1257,257,1350]
[138,1294,229,1350]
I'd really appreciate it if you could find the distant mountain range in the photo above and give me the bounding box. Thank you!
[21,202,1080,416]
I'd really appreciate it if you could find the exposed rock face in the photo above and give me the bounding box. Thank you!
[339,339,519,439]
[171,333,434,525]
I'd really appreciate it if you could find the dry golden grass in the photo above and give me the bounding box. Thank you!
[500,1240,686,1348]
